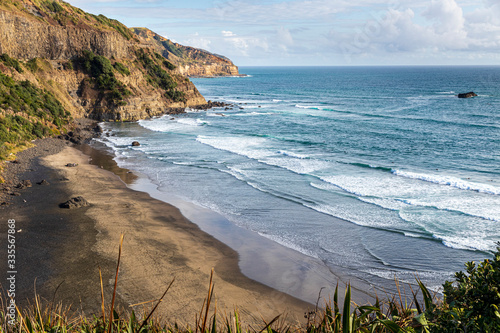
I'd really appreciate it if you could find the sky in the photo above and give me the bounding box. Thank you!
[66,0,500,66]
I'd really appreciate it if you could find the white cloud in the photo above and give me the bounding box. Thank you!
[185,33,212,51]
[64,0,500,65]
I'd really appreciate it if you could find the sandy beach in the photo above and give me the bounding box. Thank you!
[0,138,314,326]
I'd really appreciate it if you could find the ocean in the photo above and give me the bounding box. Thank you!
[95,66,499,298]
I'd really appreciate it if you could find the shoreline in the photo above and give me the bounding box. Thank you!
[0,138,315,325]
[82,141,377,306]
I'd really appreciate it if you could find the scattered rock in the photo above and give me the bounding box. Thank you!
[191,100,231,110]
[10,160,20,164]
[65,163,78,167]
[15,179,32,189]
[10,192,21,196]
[131,141,140,146]
[1,202,10,206]
[37,179,50,185]
[458,92,477,98]
[60,196,90,209]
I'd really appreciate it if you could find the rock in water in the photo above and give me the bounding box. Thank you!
[60,196,90,209]
[458,92,477,98]
[132,141,140,146]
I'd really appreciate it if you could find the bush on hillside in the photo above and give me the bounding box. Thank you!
[75,50,131,106]
[425,244,500,332]
[0,53,23,73]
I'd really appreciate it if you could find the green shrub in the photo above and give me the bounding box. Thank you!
[113,61,130,76]
[424,244,500,332]
[163,59,176,70]
[91,14,133,40]
[75,50,130,106]
[165,89,185,102]
[0,73,71,160]
[135,49,184,101]
[25,58,39,73]
[45,0,63,13]
[0,53,23,73]
[63,61,73,70]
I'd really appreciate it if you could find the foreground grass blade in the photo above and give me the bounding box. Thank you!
[107,233,125,333]
[342,284,351,333]
[136,278,175,333]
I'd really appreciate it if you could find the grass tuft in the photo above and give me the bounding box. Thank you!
[1,243,499,332]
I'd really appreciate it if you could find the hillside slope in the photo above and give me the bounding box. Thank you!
[0,0,238,123]
[133,28,240,77]
[0,0,237,161]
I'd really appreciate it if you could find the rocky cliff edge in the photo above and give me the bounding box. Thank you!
[0,0,236,122]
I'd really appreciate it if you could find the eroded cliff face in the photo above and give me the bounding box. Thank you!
[0,0,210,121]
[0,10,130,61]
[133,28,241,77]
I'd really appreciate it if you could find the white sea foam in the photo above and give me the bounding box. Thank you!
[358,197,410,211]
[362,269,446,292]
[439,235,496,252]
[391,169,500,195]
[196,135,269,160]
[295,104,322,110]
[138,116,208,132]
[303,202,402,230]
[256,232,320,259]
[177,118,209,126]
[399,197,500,222]
[277,150,310,159]
[262,157,331,175]
[233,111,275,116]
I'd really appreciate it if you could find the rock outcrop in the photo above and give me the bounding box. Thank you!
[132,28,241,77]
[0,0,233,122]
[0,10,130,61]
[457,92,477,98]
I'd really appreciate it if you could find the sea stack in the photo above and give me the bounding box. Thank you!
[458,92,477,98]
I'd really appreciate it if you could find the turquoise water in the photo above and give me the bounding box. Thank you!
[97,66,499,291]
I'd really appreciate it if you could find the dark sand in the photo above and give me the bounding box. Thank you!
[0,138,314,325]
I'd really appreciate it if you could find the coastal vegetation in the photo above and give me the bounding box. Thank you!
[0,72,71,160]
[1,240,498,332]
[73,50,131,107]
[135,49,186,102]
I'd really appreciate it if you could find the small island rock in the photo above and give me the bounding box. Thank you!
[132,141,141,146]
[458,92,477,98]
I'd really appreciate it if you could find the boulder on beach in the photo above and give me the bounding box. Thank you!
[132,141,140,146]
[60,196,90,209]
[458,92,477,98]
[15,179,32,189]
[37,179,50,185]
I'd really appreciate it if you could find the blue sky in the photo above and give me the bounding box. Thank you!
[67,0,500,67]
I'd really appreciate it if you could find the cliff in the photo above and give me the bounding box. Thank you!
[132,28,241,77]
[0,0,238,124]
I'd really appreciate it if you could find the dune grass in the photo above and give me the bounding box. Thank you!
[1,237,498,333]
